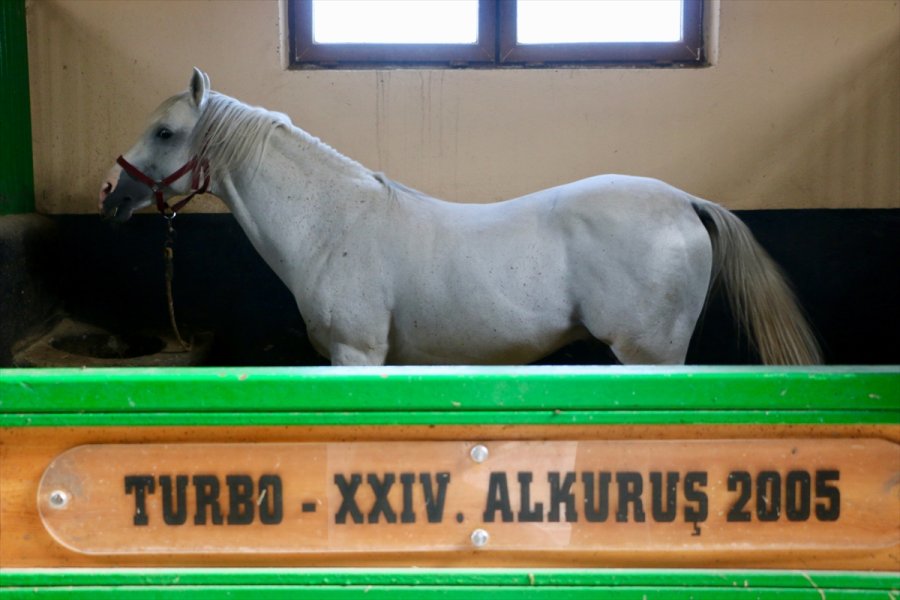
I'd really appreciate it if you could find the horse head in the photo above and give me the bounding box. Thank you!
[99,68,211,221]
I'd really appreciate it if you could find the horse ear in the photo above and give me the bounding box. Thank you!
[190,67,210,111]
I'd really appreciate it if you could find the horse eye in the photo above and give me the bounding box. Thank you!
[157,128,173,140]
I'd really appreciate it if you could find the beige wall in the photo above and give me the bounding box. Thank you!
[26,0,899,214]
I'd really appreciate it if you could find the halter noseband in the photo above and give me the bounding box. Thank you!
[116,154,210,218]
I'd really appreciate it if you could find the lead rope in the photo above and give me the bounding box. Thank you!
[164,216,192,351]
[114,153,209,351]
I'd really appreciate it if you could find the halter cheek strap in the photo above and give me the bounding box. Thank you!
[116,155,210,218]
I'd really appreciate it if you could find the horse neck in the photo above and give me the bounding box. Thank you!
[211,125,386,276]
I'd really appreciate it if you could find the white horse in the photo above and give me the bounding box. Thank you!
[100,69,821,366]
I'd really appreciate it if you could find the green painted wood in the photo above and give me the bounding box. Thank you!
[0,587,888,599]
[2,568,898,589]
[0,0,35,215]
[1,408,895,428]
[1,569,897,597]
[1,367,897,420]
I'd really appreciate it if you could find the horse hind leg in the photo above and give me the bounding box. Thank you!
[580,247,711,366]
[606,318,698,365]
[579,257,711,366]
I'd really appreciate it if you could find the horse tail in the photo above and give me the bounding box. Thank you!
[691,199,822,365]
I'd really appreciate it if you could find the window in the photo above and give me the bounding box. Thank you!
[289,0,705,68]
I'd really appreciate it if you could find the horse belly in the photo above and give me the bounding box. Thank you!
[386,251,581,365]
[389,315,585,365]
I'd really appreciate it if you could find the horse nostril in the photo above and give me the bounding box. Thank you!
[99,181,113,204]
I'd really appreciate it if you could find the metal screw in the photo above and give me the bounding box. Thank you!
[49,490,69,509]
[470,444,489,463]
[470,528,489,547]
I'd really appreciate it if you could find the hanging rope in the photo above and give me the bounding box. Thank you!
[164,217,192,351]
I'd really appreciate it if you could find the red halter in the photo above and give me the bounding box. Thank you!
[116,154,210,217]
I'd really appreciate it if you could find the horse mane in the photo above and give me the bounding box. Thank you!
[189,91,437,206]
[190,92,367,182]
[187,92,289,181]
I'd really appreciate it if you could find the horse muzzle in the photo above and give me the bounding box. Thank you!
[98,163,151,222]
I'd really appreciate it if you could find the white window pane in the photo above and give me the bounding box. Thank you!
[517,0,683,44]
[312,0,478,44]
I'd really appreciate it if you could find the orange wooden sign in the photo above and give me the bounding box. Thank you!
[38,439,899,555]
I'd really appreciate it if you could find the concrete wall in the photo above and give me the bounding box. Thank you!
[26,0,899,214]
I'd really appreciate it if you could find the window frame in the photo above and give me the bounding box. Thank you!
[288,0,705,69]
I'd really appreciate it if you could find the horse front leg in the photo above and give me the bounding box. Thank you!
[325,314,391,366]
[329,341,389,366]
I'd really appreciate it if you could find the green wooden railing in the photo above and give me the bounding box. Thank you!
[1,366,898,427]
[1,568,898,598]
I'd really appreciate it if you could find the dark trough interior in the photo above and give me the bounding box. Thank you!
[2,209,898,367]
[49,331,165,360]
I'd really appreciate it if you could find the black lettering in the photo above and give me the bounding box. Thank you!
[547,472,577,523]
[193,475,224,525]
[367,473,397,524]
[582,471,611,522]
[400,473,416,524]
[727,471,752,522]
[226,475,254,525]
[785,470,811,522]
[258,474,283,524]
[756,471,781,521]
[483,472,513,522]
[517,472,543,522]
[650,471,679,523]
[683,471,708,523]
[124,475,155,526]
[421,472,451,524]
[159,475,188,526]
[615,472,646,522]
[334,474,364,524]
[815,470,840,521]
